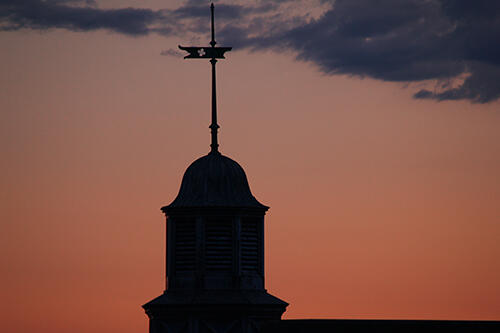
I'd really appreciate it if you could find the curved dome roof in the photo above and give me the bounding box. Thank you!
[164,152,267,210]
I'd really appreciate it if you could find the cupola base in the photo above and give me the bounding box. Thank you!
[143,290,288,333]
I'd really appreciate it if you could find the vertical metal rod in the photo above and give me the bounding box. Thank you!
[209,3,219,154]
[210,58,219,153]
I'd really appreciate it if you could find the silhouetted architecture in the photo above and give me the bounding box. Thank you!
[143,3,500,333]
[142,4,287,333]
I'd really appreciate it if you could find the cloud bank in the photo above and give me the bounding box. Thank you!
[1,0,499,103]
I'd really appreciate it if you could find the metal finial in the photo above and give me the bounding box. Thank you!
[210,3,216,48]
[178,3,232,154]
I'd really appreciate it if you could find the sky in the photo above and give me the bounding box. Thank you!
[1,1,500,332]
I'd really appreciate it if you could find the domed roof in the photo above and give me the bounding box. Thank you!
[163,152,267,210]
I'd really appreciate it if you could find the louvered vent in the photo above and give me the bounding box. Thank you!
[205,219,233,271]
[241,219,260,273]
[174,219,196,272]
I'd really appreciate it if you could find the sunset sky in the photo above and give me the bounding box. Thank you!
[1,1,500,332]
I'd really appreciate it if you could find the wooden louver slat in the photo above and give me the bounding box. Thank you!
[241,220,260,273]
[174,220,196,272]
[205,220,233,271]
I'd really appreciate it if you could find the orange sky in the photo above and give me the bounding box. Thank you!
[1,13,500,333]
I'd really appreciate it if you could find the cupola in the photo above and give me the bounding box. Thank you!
[143,4,287,333]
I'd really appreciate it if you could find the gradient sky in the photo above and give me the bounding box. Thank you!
[1,1,500,333]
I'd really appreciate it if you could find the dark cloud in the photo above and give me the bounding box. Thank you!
[173,4,245,20]
[0,0,163,35]
[215,0,500,103]
[1,0,499,103]
[414,63,500,103]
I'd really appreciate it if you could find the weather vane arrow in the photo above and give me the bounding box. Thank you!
[178,3,232,154]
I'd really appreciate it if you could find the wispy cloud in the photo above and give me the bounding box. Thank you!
[160,48,184,57]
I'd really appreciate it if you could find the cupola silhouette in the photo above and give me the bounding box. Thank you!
[142,4,287,333]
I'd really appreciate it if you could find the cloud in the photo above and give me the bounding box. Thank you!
[214,0,500,103]
[1,0,500,103]
[160,48,184,57]
[414,63,500,103]
[0,0,163,35]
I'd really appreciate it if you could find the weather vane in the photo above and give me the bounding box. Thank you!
[179,3,232,154]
